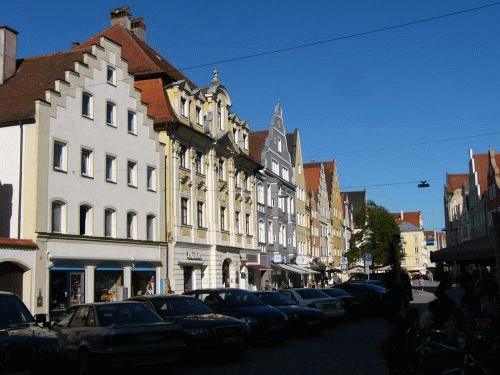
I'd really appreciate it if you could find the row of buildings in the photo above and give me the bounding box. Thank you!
[437,148,500,268]
[0,7,367,314]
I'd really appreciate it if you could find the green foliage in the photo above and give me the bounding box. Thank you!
[346,201,403,266]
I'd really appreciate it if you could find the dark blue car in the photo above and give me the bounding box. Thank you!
[130,294,249,360]
[184,288,289,345]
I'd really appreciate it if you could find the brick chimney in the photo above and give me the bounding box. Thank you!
[110,6,132,29]
[0,26,18,85]
[131,18,146,41]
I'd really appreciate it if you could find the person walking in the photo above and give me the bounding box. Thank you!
[418,276,425,292]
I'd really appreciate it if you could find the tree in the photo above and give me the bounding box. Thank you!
[346,200,403,266]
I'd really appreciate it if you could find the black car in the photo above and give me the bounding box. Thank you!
[184,288,289,345]
[0,292,63,375]
[130,294,249,360]
[332,282,394,317]
[253,291,324,336]
[321,288,363,320]
[51,301,186,374]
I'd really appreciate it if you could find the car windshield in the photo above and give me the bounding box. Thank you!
[323,288,351,298]
[216,290,265,307]
[255,292,295,306]
[152,297,214,317]
[295,289,330,300]
[96,302,164,327]
[0,294,35,328]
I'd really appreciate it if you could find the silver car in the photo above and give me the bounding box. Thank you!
[52,301,186,374]
[278,288,345,321]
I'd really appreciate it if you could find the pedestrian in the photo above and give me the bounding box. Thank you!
[418,276,425,292]
[264,279,270,290]
[428,271,433,283]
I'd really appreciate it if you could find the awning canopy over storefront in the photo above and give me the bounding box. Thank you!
[247,264,271,271]
[430,236,497,265]
[273,263,320,275]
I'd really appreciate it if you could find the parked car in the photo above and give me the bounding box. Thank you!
[277,288,345,323]
[184,288,288,345]
[320,288,363,321]
[129,294,249,360]
[0,292,63,375]
[253,291,325,336]
[332,282,394,317]
[51,301,186,374]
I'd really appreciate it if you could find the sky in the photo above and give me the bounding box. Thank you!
[3,0,500,231]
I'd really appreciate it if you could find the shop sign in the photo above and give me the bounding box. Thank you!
[270,254,286,263]
[186,250,202,260]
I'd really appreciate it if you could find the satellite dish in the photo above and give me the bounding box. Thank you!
[418,180,430,188]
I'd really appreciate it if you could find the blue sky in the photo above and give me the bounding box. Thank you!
[3,0,500,231]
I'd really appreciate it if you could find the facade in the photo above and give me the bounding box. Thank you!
[444,173,470,247]
[0,34,166,313]
[323,161,343,267]
[468,150,489,240]
[249,103,304,288]
[399,222,426,274]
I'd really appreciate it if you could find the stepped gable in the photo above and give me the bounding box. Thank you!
[77,23,195,87]
[0,49,89,126]
[135,78,176,127]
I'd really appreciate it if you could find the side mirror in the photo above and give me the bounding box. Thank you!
[34,313,51,328]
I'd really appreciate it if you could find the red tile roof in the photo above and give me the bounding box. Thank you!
[303,163,321,193]
[472,153,489,195]
[0,238,38,249]
[392,211,422,228]
[0,50,88,126]
[134,78,176,126]
[248,130,269,163]
[77,24,195,87]
[446,173,469,193]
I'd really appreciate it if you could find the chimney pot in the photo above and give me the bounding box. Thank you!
[110,6,132,29]
[131,18,146,41]
[71,41,80,50]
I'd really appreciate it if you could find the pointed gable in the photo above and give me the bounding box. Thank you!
[446,173,469,193]
[471,152,490,196]
[303,163,322,193]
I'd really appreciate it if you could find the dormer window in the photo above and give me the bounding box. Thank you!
[196,105,202,124]
[181,97,189,118]
[217,101,222,130]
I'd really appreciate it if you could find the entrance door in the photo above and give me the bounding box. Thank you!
[69,272,85,306]
[184,266,193,292]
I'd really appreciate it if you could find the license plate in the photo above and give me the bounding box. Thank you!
[267,325,283,331]
[137,333,163,343]
[222,336,244,343]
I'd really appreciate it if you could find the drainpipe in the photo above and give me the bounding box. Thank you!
[17,121,23,239]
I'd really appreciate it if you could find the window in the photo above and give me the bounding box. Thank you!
[105,155,116,183]
[181,97,188,118]
[197,201,204,228]
[267,185,272,207]
[79,205,92,236]
[282,167,289,181]
[278,138,282,152]
[272,159,279,175]
[81,148,93,177]
[179,146,187,169]
[127,160,137,187]
[107,66,116,85]
[127,212,137,239]
[146,166,156,191]
[181,197,189,226]
[257,183,264,204]
[127,111,136,134]
[218,159,225,180]
[194,151,202,174]
[217,102,222,130]
[220,206,226,231]
[196,106,202,124]
[106,101,116,126]
[258,220,265,243]
[82,92,93,118]
[146,215,155,241]
[246,214,250,235]
[414,247,419,254]
[243,133,248,150]
[53,141,67,172]
[268,222,273,244]
[51,201,65,233]
[235,211,240,234]
[104,209,115,238]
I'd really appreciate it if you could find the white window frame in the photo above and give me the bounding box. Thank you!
[82,92,93,119]
[127,160,137,187]
[105,154,117,183]
[146,166,156,191]
[81,148,93,178]
[127,110,137,134]
[107,65,116,85]
[127,211,137,240]
[79,204,93,236]
[181,197,189,226]
[106,101,116,127]
[104,208,116,238]
[53,140,67,172]
[51,200,66,233]
[146,214,156,241]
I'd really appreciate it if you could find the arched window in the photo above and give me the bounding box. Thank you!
[51,201,66,233]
